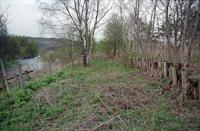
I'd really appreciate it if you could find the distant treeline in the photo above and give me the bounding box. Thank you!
[6,36,38,59]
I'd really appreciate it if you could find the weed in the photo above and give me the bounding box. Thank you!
[0,59,199,130]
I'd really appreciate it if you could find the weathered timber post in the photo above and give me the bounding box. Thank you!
[163,62,168,78]
[157,61,162,78]
[158,61,162,69]
[150,61,154,77]
[154,62,158,77]
[139,58,142,69]
[48,61,52,74]
[148,59,151,70]
[198,79,200,100]
[15,74,20,87]
[25,71,31,80]
[135,58,137,67]
[135,58,139,67]
[150,62,158,78]
[141,58,145,69]
[185,77,199,100]
[168,65,173,81]
[191,78,199,100]
[18,64,25,87]
[147,60,150,71]
[141,58,144,68]
[134,58,137,66]
[145,59,149,70]
[171,66,177,86]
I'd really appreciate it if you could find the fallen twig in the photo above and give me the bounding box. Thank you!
[92,115,121,131]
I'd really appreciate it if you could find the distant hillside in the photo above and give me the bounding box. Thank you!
[27,37,68,52]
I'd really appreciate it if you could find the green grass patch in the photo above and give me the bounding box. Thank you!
[0,59,199,130]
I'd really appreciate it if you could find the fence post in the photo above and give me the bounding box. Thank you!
[171,66,177,86]
[163,62,168,78]
[18,64,25,87]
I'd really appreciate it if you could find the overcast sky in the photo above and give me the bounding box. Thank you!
[0,0,104,39]
[0,0,54,38]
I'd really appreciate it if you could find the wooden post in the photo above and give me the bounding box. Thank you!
[25,71,31,80]
[198,79,200,100]
[139,58,142,68]
[187,77,199,100]
[18,64,25,87]
[148,60,151,70]
[169,66,172,79]
[163,62,168,78]
[147,60,151,70]
[134,58,137,66]
[150,62,157,78]
[171,67,177,86]
[141,58,144,68]
[158,61,162,69]
[136,58,138,67]
[48,61,52,74]
[150,62,154,77]
[15,74,20,87]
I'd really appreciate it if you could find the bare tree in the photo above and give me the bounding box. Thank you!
[164,0,171,61]
[39,0,112,66]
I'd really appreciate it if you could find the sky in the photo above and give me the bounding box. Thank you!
[0,0,104,39]
[0,0,47,37]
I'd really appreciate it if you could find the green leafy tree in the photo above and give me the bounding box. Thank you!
[103,14,124,58]
[8,36,38,58]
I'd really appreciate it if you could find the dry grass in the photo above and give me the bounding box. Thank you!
[33,87,57,106]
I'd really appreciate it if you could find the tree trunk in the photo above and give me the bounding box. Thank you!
[181,0,192,70]
[181,70,188,100]
[0,58,9,91]
[165,0,171,61]
[112,32,117,58]
[70,39,74,67]
[81,31,90,67]
[86,35,94,66]
[0,58,6,77]
[83,54,88,67]
[183,44,190,69]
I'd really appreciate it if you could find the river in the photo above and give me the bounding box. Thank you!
[7,56,44,77]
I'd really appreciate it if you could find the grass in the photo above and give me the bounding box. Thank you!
[0,59,199,130]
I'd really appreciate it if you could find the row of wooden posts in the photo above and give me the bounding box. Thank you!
[130,58,200,100]
[5,64,34,90]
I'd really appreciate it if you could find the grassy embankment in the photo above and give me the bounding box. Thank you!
[0,59,200,130]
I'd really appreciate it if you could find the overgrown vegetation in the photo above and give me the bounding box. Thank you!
[0,59,199,130]
[1,0,200,130]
